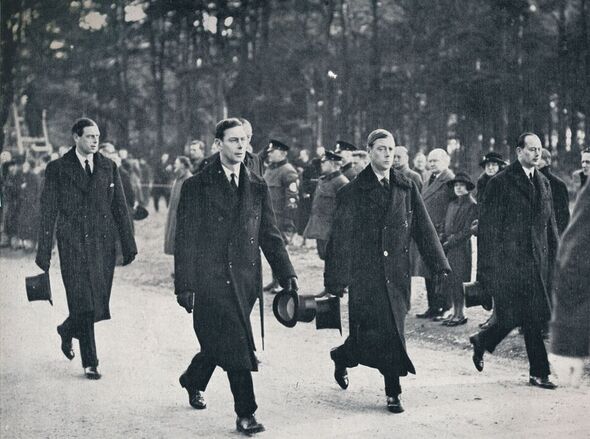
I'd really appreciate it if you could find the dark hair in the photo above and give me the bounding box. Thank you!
[516,132,537,149]
[367,129,393,148]
[176,155,191,168]
[214,118,242,140]
[582,147,590,155]
[71,117,98,136]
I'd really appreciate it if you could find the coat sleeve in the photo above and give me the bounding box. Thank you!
[324,188,355,290]
[259,184,296,283]
[174,179,201,294]
[35,161,59,270]
[550,181,590,357]
[111,164,137,259]
[444,202,478,250]
[476,176,503,288]
[409,182,451,274]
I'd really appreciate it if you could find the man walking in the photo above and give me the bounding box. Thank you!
[325,129,450,413]
[36,117,137,379]
[174,118,297,435]
[470,132,558,389]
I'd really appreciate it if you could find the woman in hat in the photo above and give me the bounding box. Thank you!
[476,152,506,203]
[440,172,477,326]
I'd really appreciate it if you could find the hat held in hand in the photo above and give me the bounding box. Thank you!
[25,272,53,306]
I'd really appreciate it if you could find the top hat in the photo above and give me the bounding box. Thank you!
[133,205,149,221]
[273,290,317,328]
[25,272,53,305]
[479,152,506,168]
[447,172,475,191]
[267,139,290,152]
[335,140,357,152]
[464,281,493,311]
[315,295,342,335]
[321,150,343,162]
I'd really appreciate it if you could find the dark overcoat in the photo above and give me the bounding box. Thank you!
[303,170,349,240]
[263,159,299,234]
[174,157,296,371]
[416,168,454,278]
[324,166,450,375]
[540,166,570,235]
[442,194,477,283]
[477,161,558,327]
[36,147,137,322]
[550,180,590,357]
[164,170,192,255]
[17,171,41,240]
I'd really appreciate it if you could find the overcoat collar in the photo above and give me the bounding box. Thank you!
[356,164,411,213]
[505,160,549,209]
[320,170,343,182]
[62,146,110,192]
[268,159,288,169]
[422,168,453,200]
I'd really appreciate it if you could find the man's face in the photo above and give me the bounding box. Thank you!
[173,158,183,173]
[428,152,448,174]
[217,125,248,166]
[189,143,203,160]
[339,150,353,165]
[369,136,395,173]
[242,121,253,143]
[484,162,500,176]
[74,125,100,155]
[581,152,590,175]
[320,159,338,174]
[517,135,542,168]
[537,157,548,170]
[267,149,286,163]
[393,148,409,170]
[454,182,468,197]
[413,155,426,171]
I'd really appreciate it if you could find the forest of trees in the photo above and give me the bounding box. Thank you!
[1,0,589,174]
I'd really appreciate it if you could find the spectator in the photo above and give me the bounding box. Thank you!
[17,160,41,251]
[152,153,173,211]
[537,148,569,235]
[164,156,192,255]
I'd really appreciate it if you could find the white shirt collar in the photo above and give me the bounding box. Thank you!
[221,162,241,186]
[521,164,535,178]
[370,164,389,182]
[75,148,94,171]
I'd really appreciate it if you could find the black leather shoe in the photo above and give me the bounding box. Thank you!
[386,395,404,413]
[529,376,557,390]
[469,335,485,372]
[57,325,75,361]
[330,350,348,389]
[415,309,434,319]
[179,375,207,409]
[236,415,265,435]
[84,367,101,380]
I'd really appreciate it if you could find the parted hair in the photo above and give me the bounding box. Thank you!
[367,129,394,148]
[71,117,98,136]
[214,118,243,140]
[176,155,191,169]
[516,132,538,149]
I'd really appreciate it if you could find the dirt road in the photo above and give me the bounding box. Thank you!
[1,210,588,438]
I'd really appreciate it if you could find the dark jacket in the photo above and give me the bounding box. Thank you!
[475,172,492,204]
[303,170,349,240]
[36,147,137,322]
[550,180,590,357]
[540,166,570,235]
[477,161,558,327]
[442,194,477,282]
[174,156,296,371]
[198,151,264,177]
[324,166,450,375]
[263,159,299,232]
[398,164,423,192]
[17,171,41,241]
[341,162,360,181]
[164,170,192,255]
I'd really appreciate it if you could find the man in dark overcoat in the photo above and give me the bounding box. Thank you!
[538,148,570,235]
[174,118,297,436]
[470,132,559,389]
[303,150,349,260]
[415,148,455,319]
[550,179,590,387]
[325,129,450,413]
[36,118,137,380]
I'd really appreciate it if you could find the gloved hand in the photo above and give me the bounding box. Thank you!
[122,252,137,266]
[177,291,194,313]
[326,286,347,298]
[283,277,299,292]
[35,257,50,272]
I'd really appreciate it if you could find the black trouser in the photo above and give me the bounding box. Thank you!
[152,189,170,211]
[425,277,450,312]
[181,352,257,418]
[316,239,328,261]
[60,314,98,368]
[476,319,550,377]
[331,342,402,397]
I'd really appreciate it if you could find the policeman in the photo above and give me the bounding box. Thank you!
[335,140,359,181]
[263,139,299,292]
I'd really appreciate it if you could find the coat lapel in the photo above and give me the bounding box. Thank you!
[202,156,233,215]
[357,166,388,209]
[507,161,535,204]
[62,147,91,193]
[422,168,450,200]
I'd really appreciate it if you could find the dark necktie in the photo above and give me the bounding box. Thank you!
[529,172,534,183]
[230,173,238,192]
[428,173,436,185]
[85,159,92,177]
[381,178,390,191]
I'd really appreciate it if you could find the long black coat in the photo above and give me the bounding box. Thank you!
[17,171,41,240]
[540,166,570,235]
[175,157,296,371]
[442,194,477,284]
[477,161,558,327]
[325,166,450,375]
[36,147,137,322]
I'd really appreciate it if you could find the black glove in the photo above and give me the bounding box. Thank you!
[282,277,299,292]
[326,286,347,298]
[122,253,137,266]
[35,257,50,272]
[177,292,194,313]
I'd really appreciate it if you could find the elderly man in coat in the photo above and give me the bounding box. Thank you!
[174,118,297,436]
[550,179,590,387]
[537,148,570,235]
[470,132,559,389]
[325,129,450,414]
[163,156,192,255]
[415,148,455,319]
[36,118,137,380]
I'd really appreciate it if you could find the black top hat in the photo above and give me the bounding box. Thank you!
[315,295,342,335]
[267,139,290,152]
[335,140,357,152]
[479,152,506,168]
[447,172,475,191]
[273,290,317,328]
[464,281,493,311]
[321,150,343,162]
[133,205,149,221]
[25,272,53,305]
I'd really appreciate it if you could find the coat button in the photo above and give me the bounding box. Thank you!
[228,262,232,268]
[226,280,231,285]
[383,226,388,231]
[383,250,389,257]
[249,237,254,244]
[404,247,409,253]
[386,278,391,284]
